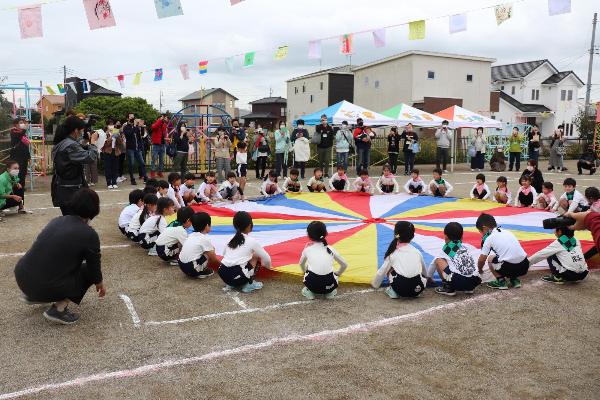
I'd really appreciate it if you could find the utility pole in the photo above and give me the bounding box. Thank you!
[269,87,273,97]
[584,12,597,116]
[159,90,163,113]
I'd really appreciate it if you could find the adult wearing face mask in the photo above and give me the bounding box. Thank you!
[101,119,123,190]
[9,118,31,192]
[51,116,99,215]
[400,123,418,175]
[123,116,148,185]
[353,118,373,175]
[291,119,309,142]
[15,188,106,325]
[434,120,452,173]
[150,114,169,178]
[335,121,353,172]
[172,122,190,177]
[527,125,541,162]
[520,159,544,193]
[315,115,334,177]
[0,160,28,216]
[230,119,246,153]
[274,122,291,177]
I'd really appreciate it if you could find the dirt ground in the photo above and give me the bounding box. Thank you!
[0,160,598,400]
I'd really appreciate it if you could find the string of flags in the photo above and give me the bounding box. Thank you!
[35,0,574,95]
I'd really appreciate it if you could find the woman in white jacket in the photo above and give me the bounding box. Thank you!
[292,134,311,180]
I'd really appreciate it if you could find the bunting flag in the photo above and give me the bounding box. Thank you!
[243,51,255,67]
[179,64,189,80]
[56,84,65,94]
[408,19,426,40]
[83,0,117,30]
[230,0,244,5]
[18,5,43,39]
[308,40,321,59]
[154,68,163,81]
[45,86,56,95]
[340,34,353,55]
[102,78,110,88]
[67,82,78,94]
[198,60,208,74]
[372,28,386,48]
[548,0,571,16]
[449,13,467,33]
[117,74,125,88]
[225,56,235,72]
[274,46,288,61]
[132,72,143,85]
[495,4,513,25]
[82,80,90,93]
[154,0,183,19]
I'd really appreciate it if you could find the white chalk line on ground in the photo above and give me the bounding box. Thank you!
[226,292,248,310]
[118,294,141,328]
[0,284,541,400]
[0,244,132,258]
[145,288,377,327]
[24,202,128,211]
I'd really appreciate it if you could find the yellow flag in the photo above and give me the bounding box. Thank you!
[133,72,143,85]
[408,20,426,40]
[45,85,56,95]
[274,46,288,61]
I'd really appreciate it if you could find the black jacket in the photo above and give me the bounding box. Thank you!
[400,131,419,153]
[521,168,544,193]
[315,124,334,148]
[388,133,401,153]
[51,137,98,188]
[123,123,142,151]
[579,150,597,163]
[173,131,190,153]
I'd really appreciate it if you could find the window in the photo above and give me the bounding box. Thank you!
[280,107,285,117]
[364,76,369,86]
[567,90,573,101]
[374,80,379,89]
[500,85,505,91]
[536,90,539,100]
[302,85,305,93]
[531,89,539,100]
[560,89,566,101]
[466,74,473,82]
[320,82,323,90]
[294,87,298,94]
[310,95,313,103]
[229,100,234,108]
[427,71,435,79]
[511,86,515,95]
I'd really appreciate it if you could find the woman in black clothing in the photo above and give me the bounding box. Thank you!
[15,189,106,325]
[9,118,31,194]
[399,123,419,175]
[171,122,190,177]
[51,116,99,215]
[387,127,401,174]
[520,159,544,193]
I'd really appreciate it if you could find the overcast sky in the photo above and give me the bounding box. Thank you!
[1,0,598,113]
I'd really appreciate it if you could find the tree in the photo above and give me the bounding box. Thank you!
[0,90,15,131]
[573,107,596,142]
[74,96,160,129]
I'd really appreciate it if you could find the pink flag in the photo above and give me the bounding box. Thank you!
[18,5,43,39]
[179,64,190,80]
[83,0,116,30]
[372,28,386,48]
[340,34,353,55]
[308,40,321,59]
[230,0,245,4]
[117,75,125,88]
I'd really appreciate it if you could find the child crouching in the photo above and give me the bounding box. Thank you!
[371,221,427,298]
[178,212,218,279]
[299,221,348,299]
[154,206,194,265]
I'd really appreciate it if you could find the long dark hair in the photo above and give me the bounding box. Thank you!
[384,221,415,259]
[139,194,158,225]
[155,197,174,227]
[228,211,253,249]
[307,221,331,254]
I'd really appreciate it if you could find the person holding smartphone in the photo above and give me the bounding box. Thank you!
[435,120,452,173]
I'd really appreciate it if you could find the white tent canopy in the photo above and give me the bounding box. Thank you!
[435,105,502,129]
[381,103,445,127]
[296,100,396,126]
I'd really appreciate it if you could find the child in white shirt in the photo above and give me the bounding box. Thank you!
[558,178,589,214]
[155,206,194,264]
[179,173,196,205]
[353,169,373,194]
[139,197,175,254]
[376,164,399,194]
[429,222,481,296]
[282,168,302,193]
[585,187,600,213]
[126,193,158,241]
[469,173,490,200]
[529,226,588,284]
[299,221,348,299]
[156,180,169,198]
[492,176,511,204]
[178,212,218,279]
[219,171,244,202]
[307,167,326,192]
[218,211,272,293]
[371,221,427,298]
[514,175,537,207]
[329,165,349,191]
[196,171,222,203]
[428,168,453,197]
[118,189,144,235]
[236,142,248,193]
[166,172,185,210]
[535,182,558,211]
[403,168,425,195]
[260,170,282,197]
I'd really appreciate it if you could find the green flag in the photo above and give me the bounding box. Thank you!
[243,51,256,67]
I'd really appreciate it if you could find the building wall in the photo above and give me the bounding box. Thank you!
[39,97,63,115]
[353,57,412,112]
[286,74,330,125]
[181,91,237,123]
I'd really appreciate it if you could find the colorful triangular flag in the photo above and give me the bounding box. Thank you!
[230,0,244,5]
[117,75,125,88]
[372,28,386,48]
[274,46,288,61]
[495,4,513,25]
[45,86,56,95]
[449,13,467,33]
[308,40,321,59]
[154,68,163,81]
[340,34,353,55]
[225,57,235,72]
[18,5,43,39]
[102,78,110,88]
[67,82,78,94]
[179,64,189,80]
[57,84,65,94]
[548,0,570,16]
[83,0,117,30]
[154,0,183,19]
[199,61,208,74]
[133,72,143,85]
[408,20,426,40]
[243,52,255,67]
[82,80,90,93]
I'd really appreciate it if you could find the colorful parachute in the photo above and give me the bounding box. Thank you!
[191,193,595,284]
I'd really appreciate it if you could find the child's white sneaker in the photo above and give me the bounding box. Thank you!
[241,281,263,293]
[385,287,400,299]
[324,289,337,299]
[301,287,316,300]
[148,247,158,256]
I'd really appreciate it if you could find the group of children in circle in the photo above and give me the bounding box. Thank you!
[116,165,596,297]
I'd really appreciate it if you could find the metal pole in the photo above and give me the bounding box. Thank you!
[450,129,456,172]
[584,13,597,117]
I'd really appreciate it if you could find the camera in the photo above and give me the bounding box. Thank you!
[542,216,576,230]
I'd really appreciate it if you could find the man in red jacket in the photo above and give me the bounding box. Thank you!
[150,115,168,177]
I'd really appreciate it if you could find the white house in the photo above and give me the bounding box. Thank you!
[491,59,584,137]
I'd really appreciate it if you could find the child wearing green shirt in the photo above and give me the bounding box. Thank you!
[508,127,523,172]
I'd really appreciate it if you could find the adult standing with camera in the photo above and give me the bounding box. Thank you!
[274,121,291,178]
[315,115,334,178]
[51,116,99,215]
[548,125,566,172]
[214,127,232,182]
[150,114,169,178]
[9,118,31,193]
[400,123,418,175]
[527,125,541,162]
[387,127,401,174]
[434,120,452,173]
[353,117,373,175]
[172,122,190,178]
[123,117,148,185]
